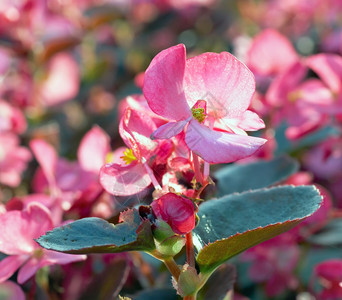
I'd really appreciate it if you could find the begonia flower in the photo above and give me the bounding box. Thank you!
[151,193,195,235]
[143,44,266,164]
[0,203,86,284]
[99,108,159,196]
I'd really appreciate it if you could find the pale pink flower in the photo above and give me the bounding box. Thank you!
[143,44,266,164]
[0,203,86,284]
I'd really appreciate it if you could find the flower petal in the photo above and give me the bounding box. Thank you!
[77,125,110,173]
[0,255,28,283]
[30,139,57,188]
[306,54,342,93]
[152,119,189,139]
[247,29,299,75]
[120,108,158,159]
[143,44,191,120]
[184,51,255,118]
[99,162,151,196]
[219,110,265,133]
[185,119,267,164]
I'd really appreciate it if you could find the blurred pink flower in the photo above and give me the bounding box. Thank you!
[0,100,27,134]
[0,203,86,284]
[241,234,299,297]
[143,44,266,164]
[314,259,342,300]
[0,132,31,187]
[39,53,80,107]
[151,192,195,235]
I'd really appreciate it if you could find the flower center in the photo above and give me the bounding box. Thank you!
[120,148,137,165]
[191,100,207,124]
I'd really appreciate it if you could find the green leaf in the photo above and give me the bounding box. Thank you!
[215,156,298,196]
[36,209,155,254]
[193,185,322,274]
[308,219,342,246]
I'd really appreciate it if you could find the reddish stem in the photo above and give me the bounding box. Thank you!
[186,232,195,268]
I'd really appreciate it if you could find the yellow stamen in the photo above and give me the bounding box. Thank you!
[120,148,137,165]
[191,107,206,123]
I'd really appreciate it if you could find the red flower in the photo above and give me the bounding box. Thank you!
[151,193,195,235]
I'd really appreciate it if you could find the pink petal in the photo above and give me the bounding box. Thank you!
[152,119,189,139]
[0,203,53,255]
[119,108,158,159]
[17,250,86,284]
[185,119,267,164]
[30,139,57,188]
[0,281,26,300]
[17,256,41,284]
[99,162,151,196]
[219,110,265,133]
[247,29,299,75]
[0,255,28,283]
[266,61,307,106]
[40,53,79,106]
[77,125,110,173]
[143,44,191,121]
[306,54,342,93]
[184,51,255,119]
[43,249,86,264]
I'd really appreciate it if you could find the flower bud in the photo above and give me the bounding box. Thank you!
[151,193,195,235]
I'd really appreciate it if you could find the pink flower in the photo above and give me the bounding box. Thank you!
[0,100,27,134]
[314,260,342,300]
[241,234,299,297]
[143,44,266,164]
[0,132,31,187]
[151,193,195,235]
[39,52,79,107]
[99,108,159,196]
[0,203,86,284]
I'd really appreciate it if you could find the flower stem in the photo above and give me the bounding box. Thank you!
[163,258,181,281]
[184,296,196,300]
[186,232,195,268]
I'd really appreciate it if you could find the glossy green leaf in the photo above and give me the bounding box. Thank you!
[215,156,298,196]
[36,209,155,254]
[193,185,322,274]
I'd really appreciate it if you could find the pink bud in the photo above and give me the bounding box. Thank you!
[151,193,195,235]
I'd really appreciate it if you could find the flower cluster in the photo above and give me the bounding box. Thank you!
[0,0,341,299]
